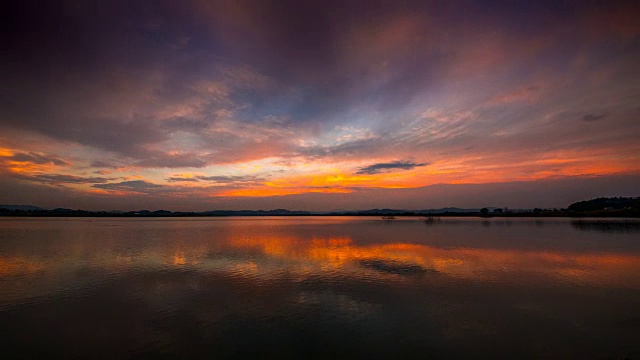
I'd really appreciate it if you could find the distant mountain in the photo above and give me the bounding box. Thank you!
[0,205,44,211]
[349,208,410,215]
[418,207,482,214]
[200,209,312,216]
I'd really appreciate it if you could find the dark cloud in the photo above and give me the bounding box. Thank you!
[63,118,168,155]
[358,259,432,276]
[19,174,113,185]
[93,180,173,195]
[4,0,636,145]
[6,0,628,146]
[356,160,427,175]
[581,112,609,122]
[197,175,264,183]
[11,152,70,166]
[3,112,169,161]
[92,179,258,197]
[167,177,200,183]
[166,175,264,185]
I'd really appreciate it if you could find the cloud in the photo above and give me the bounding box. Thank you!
[167,175,265,186]
[581,112,609,122]
[356,160,428,175]
[487,86,541,105]
[197,175,263,183]
[91,161,117,168]
[93,180,173,195]
[161,117,211,133]
[10,152,70,166]
[19,173,113,185]
[133,152,211,169]
[166,177,200,183]
[92,178,261,197]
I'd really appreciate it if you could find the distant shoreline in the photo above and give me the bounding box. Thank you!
[2,197,639,218]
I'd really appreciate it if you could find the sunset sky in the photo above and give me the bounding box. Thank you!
[2,0,639,211]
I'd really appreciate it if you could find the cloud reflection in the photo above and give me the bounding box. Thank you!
[2,218,640,311]
[3,235,640,289]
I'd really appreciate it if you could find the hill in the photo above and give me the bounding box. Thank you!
[568,197,640,212]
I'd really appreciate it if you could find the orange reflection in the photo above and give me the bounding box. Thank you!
[173,252,187,266]
[169,247,204,266]
[0,256,45,276]
[2,232,638,290]
[226,234,640,287]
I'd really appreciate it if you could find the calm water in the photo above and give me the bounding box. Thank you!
[1,217,639,359]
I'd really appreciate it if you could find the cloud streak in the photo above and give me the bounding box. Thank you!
[10,152,70,166]
[356,161,428,175]
[581,112,609,122]
[93,180,174,195]
[166,175,263,183]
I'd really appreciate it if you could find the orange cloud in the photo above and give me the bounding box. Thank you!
[217,170,430,197]
[219,186,353,198]
[0,148,14,157]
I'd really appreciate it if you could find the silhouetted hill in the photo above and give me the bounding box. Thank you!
[568,197,640,212]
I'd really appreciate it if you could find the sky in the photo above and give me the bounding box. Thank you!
[1,0,639,211]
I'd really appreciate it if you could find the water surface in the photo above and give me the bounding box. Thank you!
[1,217,639,358]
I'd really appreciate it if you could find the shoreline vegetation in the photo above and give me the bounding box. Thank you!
[1,197,638,218]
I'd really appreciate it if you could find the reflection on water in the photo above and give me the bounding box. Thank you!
[357,258,433,276]
[571,219,640,233]
[1,217,639,358]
